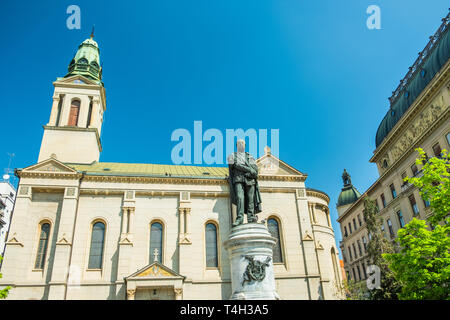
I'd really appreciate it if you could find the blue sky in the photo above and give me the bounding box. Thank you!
[0,0,448,256]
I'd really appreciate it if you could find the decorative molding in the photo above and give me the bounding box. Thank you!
[126,289,136,299]
[389,98,447,164]
[372,61,450,161]
[6,233,24,247]
[302,231,314,241]
[119,235,133,246]
[174,288,183,296]
[56,234,71,246]
[315,241,324,250]
[306,189,330,204]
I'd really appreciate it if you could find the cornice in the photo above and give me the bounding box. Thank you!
[17,170,82,180]
[306,189,330,204]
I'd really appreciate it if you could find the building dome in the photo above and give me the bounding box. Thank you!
[337,185,361,207]
[337,169,361,207]
[375,23,449,148]
[64,35,102,84]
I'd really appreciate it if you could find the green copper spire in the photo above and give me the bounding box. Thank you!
[65,31,102,84]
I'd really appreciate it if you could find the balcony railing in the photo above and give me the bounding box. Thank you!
[388,11,450,105]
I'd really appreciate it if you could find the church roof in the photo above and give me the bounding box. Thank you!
[375,13,449,148]
[66,162,229,178]
[64,35,103,85]
[337,185,361,207]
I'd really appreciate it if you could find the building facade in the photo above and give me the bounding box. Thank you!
[0,36,343,300]
[0,181,17,262]
[337,12,450,283]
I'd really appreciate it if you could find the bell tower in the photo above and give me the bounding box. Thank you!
[38,34,106,164]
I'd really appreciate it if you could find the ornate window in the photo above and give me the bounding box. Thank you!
[397,210,405,228]
[68,99,80,126]
[205,223,218,268]
[387,219,395,239]
[432,143,442,158]
[88,221,105,269]
[380,193,386,208]
[409,194,419,215]
[390,183,397,199]
[150,222,163,263]
[267,218,283,263]
[34,222,51,269]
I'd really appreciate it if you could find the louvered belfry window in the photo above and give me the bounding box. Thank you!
[68,100,80,126]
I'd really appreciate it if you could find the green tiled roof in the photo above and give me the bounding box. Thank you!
[375,19,449,148]
[65,162,229,178]
[337,185,361,207]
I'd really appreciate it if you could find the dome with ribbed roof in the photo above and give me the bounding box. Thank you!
[375,18,449,148]
[337,169,361,207]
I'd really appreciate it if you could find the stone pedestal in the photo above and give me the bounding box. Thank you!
[223,223,280,300]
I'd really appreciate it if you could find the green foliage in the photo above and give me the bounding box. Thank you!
[404,148,450,226]
[342,279,369,300]
[383,148,450,300]
[383,219,450,299]
[0,255,11,299]
[362,197,401,299]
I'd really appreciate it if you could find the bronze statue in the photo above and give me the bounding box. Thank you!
[342,169,351,186]
[228,139,262,226]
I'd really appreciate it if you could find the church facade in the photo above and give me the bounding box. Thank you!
[0,37,342,300]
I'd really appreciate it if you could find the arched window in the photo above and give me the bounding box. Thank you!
[34,222,51,269]
[88,221,106,269]
[68,99,80,126]
[150,222,163,263]
[205,223,218,268]
[267,218,283,263]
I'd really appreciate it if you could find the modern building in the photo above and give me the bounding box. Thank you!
[337,12,450,283]
[0,181,17,263]
[0,35,343,300]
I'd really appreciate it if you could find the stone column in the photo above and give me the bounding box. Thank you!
[89,96,102,135]
[223,223,280,300]
[48,186,80,300]
[127,289,136,300]
[174,288,183,300]
[184,208,191,235]
[48,95,60,126]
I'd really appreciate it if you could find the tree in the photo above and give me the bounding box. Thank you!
[0,255,11,299]
[383,148,450,300]
[363,197,401,299]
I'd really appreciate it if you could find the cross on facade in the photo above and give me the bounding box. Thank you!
[153,248,159,262]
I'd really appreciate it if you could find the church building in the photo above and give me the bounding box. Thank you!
[0,36,342,300]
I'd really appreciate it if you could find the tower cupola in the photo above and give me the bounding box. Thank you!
[65,31,102,84]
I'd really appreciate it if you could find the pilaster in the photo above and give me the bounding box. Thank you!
[48,186,80,300]
[0,185,32,285]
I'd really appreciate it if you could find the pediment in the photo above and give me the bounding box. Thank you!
[126,262,184,279]
[22,158,78,174]
[55,74,98,86]
[257,153,305,176]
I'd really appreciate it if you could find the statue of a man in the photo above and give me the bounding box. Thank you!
[228,139,262,226]
[342,169,351,186]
